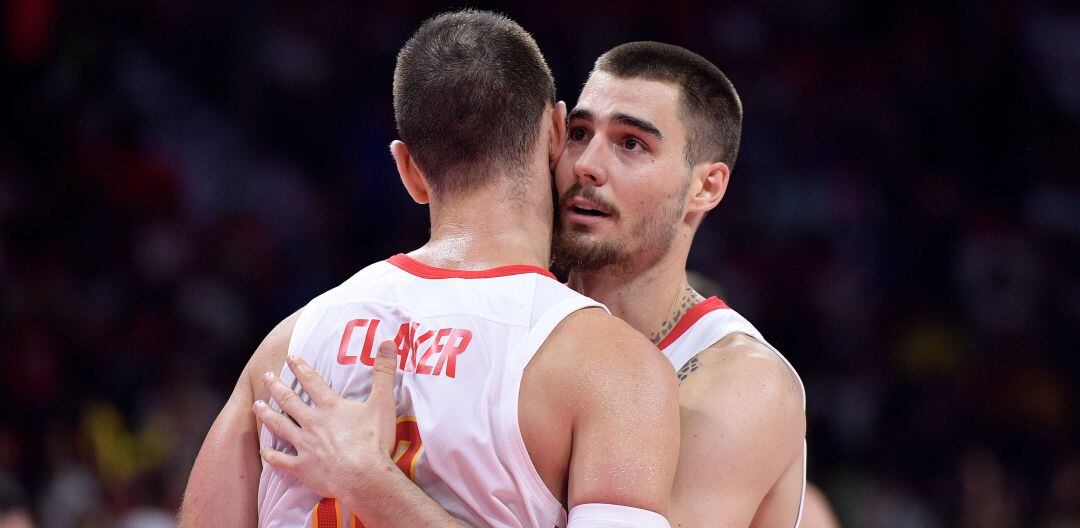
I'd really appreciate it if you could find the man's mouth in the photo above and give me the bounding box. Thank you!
[570,205,607,217]
[565,197,614,225]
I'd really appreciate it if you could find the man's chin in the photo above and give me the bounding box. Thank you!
[552,233,626,273]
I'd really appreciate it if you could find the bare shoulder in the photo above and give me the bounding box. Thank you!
[528,306,678,421]
[678,333,804,421]
[178,308,302,527]
[540,307,680,511]
[522,303,676,401]
[243,309,302,402]
[548,307,676,381]
[667,334,805,525]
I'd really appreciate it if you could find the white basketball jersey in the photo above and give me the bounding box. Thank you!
[258,253,604,528]
[657,296,807,528]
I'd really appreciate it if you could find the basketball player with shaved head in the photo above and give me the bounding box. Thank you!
[257,41,809,528]
[179,11,680,528]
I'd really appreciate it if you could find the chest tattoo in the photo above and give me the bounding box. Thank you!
[677,355,701,384]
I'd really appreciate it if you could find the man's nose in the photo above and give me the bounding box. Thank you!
[573,136,608,187]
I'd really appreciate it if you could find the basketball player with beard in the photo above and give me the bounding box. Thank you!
[179,13,679,528]
[253,42,808,527]
[553,42,806,527]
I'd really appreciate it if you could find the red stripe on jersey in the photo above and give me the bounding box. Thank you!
[656,296,730,351]
[388,253,557,280]
[315,497,339,528]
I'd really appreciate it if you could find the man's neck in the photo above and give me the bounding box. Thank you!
[567,248,704,346]
[410,182,553,270]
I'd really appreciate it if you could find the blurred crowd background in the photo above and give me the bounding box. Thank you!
[2,0,1078,526]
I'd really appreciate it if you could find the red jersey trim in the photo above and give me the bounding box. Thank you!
[657,296,730,351]
[387,253,558,281]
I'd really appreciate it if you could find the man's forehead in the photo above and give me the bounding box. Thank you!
[573,72,681,125]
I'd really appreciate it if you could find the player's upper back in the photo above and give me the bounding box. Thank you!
[258,253,603,528]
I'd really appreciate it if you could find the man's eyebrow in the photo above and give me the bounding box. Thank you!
[612,112,664,140]
[567,108,593,122]
[567,108,664,141]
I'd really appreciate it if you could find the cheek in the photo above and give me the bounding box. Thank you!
[553,154,577,192]
[621,171,664,205]
[618,171,682,219]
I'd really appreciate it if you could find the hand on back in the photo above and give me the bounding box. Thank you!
[254,342,401,501]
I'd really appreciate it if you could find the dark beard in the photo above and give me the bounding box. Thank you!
[552,226,629,272]
[551,182,628,271]
[551,182,686,274]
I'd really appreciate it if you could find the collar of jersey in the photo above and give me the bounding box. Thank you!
[388,253,558,281]
[656,296,731,351]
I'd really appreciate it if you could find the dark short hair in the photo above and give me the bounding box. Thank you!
[594,42,742,168]
[393,10,555,196]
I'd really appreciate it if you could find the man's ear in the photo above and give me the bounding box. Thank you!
[390,140,430,204]
[687,161,730,216]
[548,100,568,172]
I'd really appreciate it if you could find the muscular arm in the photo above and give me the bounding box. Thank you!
[667,334,805,528]
[534,309,681,516]
[571,318,680,514]
[177,310,300,527]
[334,460,463,527]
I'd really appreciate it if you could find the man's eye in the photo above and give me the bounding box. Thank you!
[569,128,588,141]
[622,138,641,151]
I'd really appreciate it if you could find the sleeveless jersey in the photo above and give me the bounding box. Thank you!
[258,254,604,528]
[657,296,807,528]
